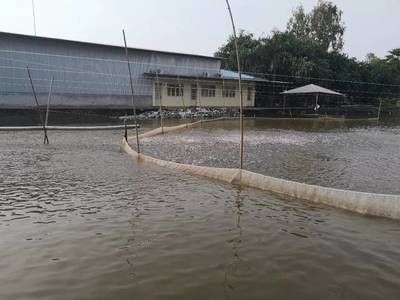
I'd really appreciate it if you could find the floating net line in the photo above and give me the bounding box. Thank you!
[0,124,138,131]
[121,118,400,221]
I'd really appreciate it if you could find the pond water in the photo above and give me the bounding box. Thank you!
[142,118,400,195]
[1,118,400,300]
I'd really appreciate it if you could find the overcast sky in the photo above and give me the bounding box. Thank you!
[0,0,398,60]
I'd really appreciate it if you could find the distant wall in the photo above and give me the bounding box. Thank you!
[0,32,221,109]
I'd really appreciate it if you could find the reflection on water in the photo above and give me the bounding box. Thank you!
[1,119,400,300]
[223,190,251,299]
[142,119,400,194]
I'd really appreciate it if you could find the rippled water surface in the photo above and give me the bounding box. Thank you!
[1,119,400,300]
[143,119,400,194]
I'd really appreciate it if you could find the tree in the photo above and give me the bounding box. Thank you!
[310,0,345,52]
[287,6,310,41]
[365,53,380,64]
[386,48,400,63]
[287,1,345,52]
[385,49,400,87]
[215,30,261,71]
[215,2,400,106]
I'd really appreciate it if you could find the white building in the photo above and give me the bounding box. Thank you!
[147,70,259,109]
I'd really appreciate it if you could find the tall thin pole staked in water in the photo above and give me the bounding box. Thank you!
[225,0,244,170]
[122,29,140,154]
[196,76,204,120]
[27,66,49,144]
[178,76,188,128]
[45,77,54,129]
[31,0,37,36]
[377,98,383,123]
[155,71,164,133]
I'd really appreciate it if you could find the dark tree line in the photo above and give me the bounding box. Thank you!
[215,0,400,107]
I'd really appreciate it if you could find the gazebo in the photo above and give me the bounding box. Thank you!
[281,84,345,114]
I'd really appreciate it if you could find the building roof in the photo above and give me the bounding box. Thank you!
[144,70,285,84]
[282,84,344,96]
[0,31,221,61]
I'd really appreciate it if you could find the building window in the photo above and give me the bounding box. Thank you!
[247,87,254,101]
[167,84,184,97]
[222,85,236,98]
[201,85,216,97]
[191,84,197,100]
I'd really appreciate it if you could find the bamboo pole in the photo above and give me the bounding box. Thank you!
[377,98,383,123]
[122,29,140,154]
[27,66,49,144]
[45,77,54,129]
[223,79,227,117]
[178,76,188,128]
[155,71,164,133]
[225,0,244,170]
[197,76,204,120]
[31,0,37,36]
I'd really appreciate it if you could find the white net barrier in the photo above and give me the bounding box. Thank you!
[121,119,400,220]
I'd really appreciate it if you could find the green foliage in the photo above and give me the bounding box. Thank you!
[386,48,400,62]
[215,1,400,103]
[309,1,345,52]
[215,30,261,73]
[287,1,345,52]
[287,6,310,41]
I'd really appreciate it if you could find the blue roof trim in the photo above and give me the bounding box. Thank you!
[221,69,255,80]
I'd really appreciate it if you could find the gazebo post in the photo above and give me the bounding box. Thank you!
[315,93,319,112]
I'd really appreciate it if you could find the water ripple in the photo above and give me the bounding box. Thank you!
[1,121,400,300]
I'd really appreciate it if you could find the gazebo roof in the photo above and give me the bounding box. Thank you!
[282,84,344,96]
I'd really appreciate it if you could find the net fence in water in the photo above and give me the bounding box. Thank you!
[122,119,400,221]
